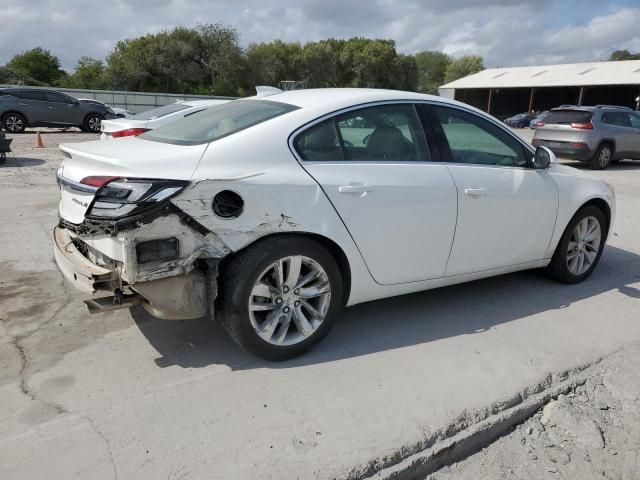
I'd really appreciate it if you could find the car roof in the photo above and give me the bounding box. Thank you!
[251,88,450,110]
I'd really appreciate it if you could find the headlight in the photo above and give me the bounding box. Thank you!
[81,177,189,219]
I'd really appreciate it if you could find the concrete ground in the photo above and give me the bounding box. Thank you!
[1,128,640,480]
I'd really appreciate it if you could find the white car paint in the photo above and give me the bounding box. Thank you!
[53,88,616,337]
[99,99,230,139]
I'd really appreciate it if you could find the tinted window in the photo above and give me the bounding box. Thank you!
[601,112,631,127]
[142,100,298,145]
[545,110,593,125]
[434,106,527,167]
[335,104,429,161]
[18,90,47,102]
[629,113,640,129]
[131,103,190,120]
[295,120,343,161]
[45,92,76,104]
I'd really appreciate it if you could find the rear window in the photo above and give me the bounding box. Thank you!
[131,103,190,120]
[544,110,593,125]
[141,100,298,146]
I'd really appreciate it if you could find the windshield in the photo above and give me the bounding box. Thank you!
[141,99,298,145]
[132,103,190,120]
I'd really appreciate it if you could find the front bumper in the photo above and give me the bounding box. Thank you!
[53,226,117,294]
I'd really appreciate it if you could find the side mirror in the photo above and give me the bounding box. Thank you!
[532,146,555,169]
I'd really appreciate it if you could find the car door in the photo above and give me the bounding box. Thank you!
[44,91,80,125]
[427,103,558,276]
[627,112,640,158]
[15,90,49,124]
[295,103,458,285]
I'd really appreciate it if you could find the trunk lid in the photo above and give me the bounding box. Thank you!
[57,137,207,223]
[100,118,150,139]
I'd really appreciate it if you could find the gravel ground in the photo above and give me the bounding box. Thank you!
[428,344,640,480]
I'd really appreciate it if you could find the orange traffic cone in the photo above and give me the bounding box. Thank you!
[35,130,45,148]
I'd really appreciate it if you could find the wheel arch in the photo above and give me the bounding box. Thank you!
[598,138,616,154]
[222,231,352,306]
[1,110,29,125]
[579,197,612,238]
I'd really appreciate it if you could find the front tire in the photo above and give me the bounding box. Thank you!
[2,113,27,133]
[84,114,103,133]
[546,206,606,283]
[590,143,612,170]
[215,236,343,360]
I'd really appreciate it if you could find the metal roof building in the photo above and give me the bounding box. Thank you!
[438,60,640,118]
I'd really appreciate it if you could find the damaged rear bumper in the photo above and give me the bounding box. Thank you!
[53,226,117,294]
[53,225,214,320]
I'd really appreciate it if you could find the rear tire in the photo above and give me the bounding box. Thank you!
[545,206,606,283]
[589,143,612,170]
[2,113,26,133]
[215,236,343,361]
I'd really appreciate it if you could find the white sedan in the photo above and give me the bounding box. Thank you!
[99,99,230,139]
[53,89,615,360]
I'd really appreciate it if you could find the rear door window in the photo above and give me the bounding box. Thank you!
[545,110,593,125]
[294,120,343,161]
[334,104,430,161]
[18,90,47,102]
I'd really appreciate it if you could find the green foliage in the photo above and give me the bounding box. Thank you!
[610,50,640,61]
[62,57,105,89]
[415,51,452,93]
[6,47,65,85]
[1,28,482,95]
[444,55,484,84]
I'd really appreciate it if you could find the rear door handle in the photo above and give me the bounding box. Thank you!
[338,184,373,194]
[464,188,488,196]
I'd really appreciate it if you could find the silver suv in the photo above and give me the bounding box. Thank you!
[532,105,640,169]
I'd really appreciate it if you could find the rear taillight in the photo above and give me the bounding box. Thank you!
[536,122,545,127]
[86,178,189,219]
[80,176,120,188]
[571,122,593,129]
[111,128,150,138]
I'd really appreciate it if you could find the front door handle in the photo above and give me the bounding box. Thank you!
[338,184,373,194]
[464,188,488,196]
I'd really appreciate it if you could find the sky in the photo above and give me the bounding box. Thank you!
[1,0,639,71]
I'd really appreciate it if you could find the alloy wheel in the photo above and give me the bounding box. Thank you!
[5,115,24,132]
[248,255,331,346]
[87,116,101,133]
[598,147,611,168]
[566,216,601,276]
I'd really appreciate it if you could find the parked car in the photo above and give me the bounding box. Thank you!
[0,87,116,133]
[99,99,230,139]
[529,111,550,129]
[532,105,640,169]
[77,99,133,118]
[54,88,615,360]
[504,113,536,128]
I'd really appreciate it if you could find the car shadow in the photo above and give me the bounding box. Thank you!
[0,157,46,167]
[131,245,640,370]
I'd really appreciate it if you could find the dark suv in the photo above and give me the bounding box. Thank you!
[0,87,116,133]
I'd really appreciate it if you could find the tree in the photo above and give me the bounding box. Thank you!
[610,49,640,61]
[414,51,451,93]
[6,47,65,85]
[103,24,242,95]
[444,55,484,83]
[63,57,105,89]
